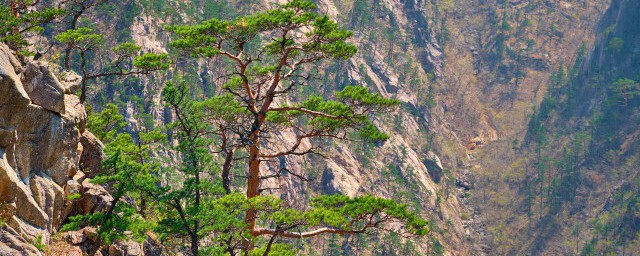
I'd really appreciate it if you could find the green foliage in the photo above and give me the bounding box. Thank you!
[335,86,399,106]
[0,3,65,51]
[309,195,429,235]
[167,0,357,60]
[62,129,164,244]
[426,85,437,108]
[439,0,456,11]
[430,236,445,255]
[549,65,566,89]
[55,27,103,49]
[268,85,397,142]
[56,25,169,103]
[112,42,141,55]
[63,104,166,246]
[57,28,170,70]
[350,0,373,28]
[62,204,151,245]
[569,42,586,78]
[359,123,390,142]
[611,78,640,106]
[87,103,127,143]
[581,241,596,256]
[60,1,427,255]
[161,1,423,249]
[500,15,511,31]
[67,193,82,201]
[158,80,233,254]
[607,37,624,53]
[247,243,296,256]
[33,234,46,252]
[195,94,248,121]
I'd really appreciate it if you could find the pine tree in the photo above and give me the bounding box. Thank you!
[0,0,65,52]
[63,1,429,255]
[62,106,165,246]
[612,78,640,107]
[164,0,428,254]
[55,28,170,103]
[59,0,109,70]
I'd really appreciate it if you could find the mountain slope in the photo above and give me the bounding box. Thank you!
[468,0,640,254]
[5,0,639,255]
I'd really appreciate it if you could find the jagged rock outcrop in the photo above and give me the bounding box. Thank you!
[0,43,163,256]
[22,61,66,114]
[79,131,105,178]
[77,177,113,215]
[59,71,81,95]
[0,43,100,255]
[0,225,41,256]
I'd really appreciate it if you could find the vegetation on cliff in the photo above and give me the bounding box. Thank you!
[1,0,430,255]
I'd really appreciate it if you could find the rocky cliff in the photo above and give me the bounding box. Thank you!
[0,44,111,255]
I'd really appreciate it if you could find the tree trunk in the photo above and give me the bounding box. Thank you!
[222,149,234,194]
[80,52,88,103]
[246,143,261,231]
[190,233,199,256]
[80,82,87,103]
[63,47,72,70]
[64,12,82,70]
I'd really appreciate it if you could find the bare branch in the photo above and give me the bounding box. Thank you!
[269,106,348,120]
[260,168,312,182]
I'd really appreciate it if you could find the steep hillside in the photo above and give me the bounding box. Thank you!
[467,0,640,254]
[4,0,638,255]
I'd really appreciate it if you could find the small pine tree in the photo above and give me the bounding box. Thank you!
[0,1,65,52]
[55,28,169,103]
[612,78,640,107]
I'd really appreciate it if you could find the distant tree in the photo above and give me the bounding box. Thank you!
[612,78,640,107]
[55,27,170,103]
[549,65,566,89]
[607,37,624,53]
[439,0,456,12]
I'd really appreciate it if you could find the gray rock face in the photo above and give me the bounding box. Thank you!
[424,151,444,184]
[0,45,29,107]
[78,178,113,214]
[59,71,81,94]
[0,103,81,185]
[0,150,50,232]
[64,94,87,133]
[109,240,144,256]
[0,225,42,256]
[79,131,105,178]
[22,61,66,114]
[0,43,96,254]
